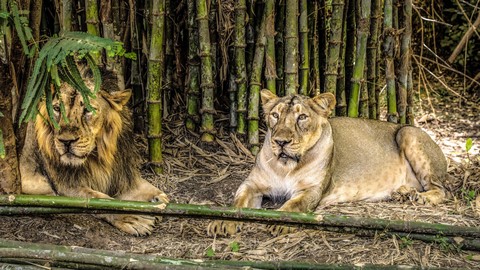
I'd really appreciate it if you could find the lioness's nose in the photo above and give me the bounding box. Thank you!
[275,139,291,147]
[58,137,79,147]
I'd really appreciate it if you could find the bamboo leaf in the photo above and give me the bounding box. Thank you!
[45,84,59,129]
[466,138,473,153]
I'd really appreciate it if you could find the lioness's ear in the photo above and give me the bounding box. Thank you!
[260,89,277,105]
[311,93,336,116]
[102,89,132,111]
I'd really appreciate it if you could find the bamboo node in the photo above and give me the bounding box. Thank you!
[199,52,213,57]
[249,81,262,87]
[147,134,163,139]
[199,108,217,114]
[247,116,260,121]
[147,99,162,104]
[148,161,163,167]
[199,127,217,134]
[236,109,247,113]
[200,82,215,89]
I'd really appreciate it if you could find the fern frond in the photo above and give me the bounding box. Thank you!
[45,84,59,129]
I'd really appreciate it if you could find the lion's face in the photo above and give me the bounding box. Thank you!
[36,82,131,167]
[260,90,336,164]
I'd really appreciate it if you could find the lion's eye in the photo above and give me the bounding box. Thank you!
[298,114,307,121]
[271,112,279,119]
[53,105,60,112]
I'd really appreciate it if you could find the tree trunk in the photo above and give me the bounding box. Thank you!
[298,0,309,95]
[196,0,216,142]
[348,0,371,118]
[284,0,298,95]
[146,0,165,174]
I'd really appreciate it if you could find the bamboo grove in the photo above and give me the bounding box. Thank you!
[1,0,415,174]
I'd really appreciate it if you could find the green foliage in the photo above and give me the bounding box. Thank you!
[229,241,240,252]
[461,188,476,205]
[205,247,215,257]
[19,31,135,128]
[0,1,36,57]
[465,138,473,153]
[399,236,413,249]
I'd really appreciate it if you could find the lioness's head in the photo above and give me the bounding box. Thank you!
[260,89,336,163]
[36,81,131,167]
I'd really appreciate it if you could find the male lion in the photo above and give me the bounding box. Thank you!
[20,72,169,236]
[209,89,447,236]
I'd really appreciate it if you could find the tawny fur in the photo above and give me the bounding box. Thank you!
[208,89,447,236]
[20,76,168,236]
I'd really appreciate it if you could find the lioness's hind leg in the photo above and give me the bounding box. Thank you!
[396,127,448,205]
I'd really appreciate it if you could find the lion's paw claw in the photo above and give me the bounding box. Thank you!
[207,220,242,237]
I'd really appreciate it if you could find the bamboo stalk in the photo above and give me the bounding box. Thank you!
[196,0,216,142]
[186,0,201,131]
[248,2,267,155]
[298,0,309,95]
[311,1,321,96]
[234,0,248,135]
[228,48,238,132]
[335,0,349,116]
[0,239,441,269]
[348,0,371,118]
[85,0,101,64]
[396,0,412,124]
[146,0,166,174]
[264,0,276,94]
[129,0,145,132]
[284,0,298,95]
[406,68,414,124]
[383,0,398,123]
[2,195,480,239]
[344,0,355,106]
[164,0,174,118]
[61,0,72,31]
[367,0,382,119]
[275,0,286,96]
[324,0,344,100]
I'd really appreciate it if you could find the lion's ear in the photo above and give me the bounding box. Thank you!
[102,89,132,111]
[261,89,278,113]
[311,93,336,116]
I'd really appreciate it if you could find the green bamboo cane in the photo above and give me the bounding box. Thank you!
[248,3,267,155]
[275,0,286,96]
[264,0,276,94]
[383,0,398,123]
[324,0,344,102]
[209,0,217,82]
[146,0,165,174]
[186,0,201,131]
[311,1,321,96]
[245,1,255,79]
[2,195,480,240]
[85,0,101,64]
[62,0,72,31]
[396,0,412,124]
[284,0,298,95]
[335,0,349,116]
[348,0,371,118]
[367,0,382,119]
[196,0,216,142]
[0,239,449,270]
[234,0,248,135]
[298,0,309,96]
[344,0,355,106]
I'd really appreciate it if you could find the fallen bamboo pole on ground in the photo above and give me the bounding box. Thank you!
[0,239,453,270]
[1,194,479,251]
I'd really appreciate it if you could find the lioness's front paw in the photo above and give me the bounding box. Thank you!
[207,220,242,237]
[109,214,157,236]
[267,224,297,236]
[150,191,169,203]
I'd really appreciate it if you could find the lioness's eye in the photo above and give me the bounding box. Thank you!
[271,112,279,119]
[298,114,307,120]
[53,105,60,112]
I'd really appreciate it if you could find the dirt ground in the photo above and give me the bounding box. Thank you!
[1,91,479,269]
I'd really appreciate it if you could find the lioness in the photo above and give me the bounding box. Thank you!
[209,89,447,236]
[20,72,169,236]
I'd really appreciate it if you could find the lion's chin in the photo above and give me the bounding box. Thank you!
[59,153,88,166]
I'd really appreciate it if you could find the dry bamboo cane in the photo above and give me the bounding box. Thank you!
[146,0,165,174]
[324,0,344,102]
[196,0,216,142]
[348,0,371,118]
[367,0,382,119]
[383,0,398,123]
[235,0,248,134]
[186,0,201,131]
[2,195,480,242]
[248,3,267,155]
[284,0,298,95]
[264,0,276,94]
[344,0,355,105]
[298,0,309,96]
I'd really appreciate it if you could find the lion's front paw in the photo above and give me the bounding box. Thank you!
[267,224,297,236]
[207,220,242,237]
[150,191,169,203]
[108,214,157,236]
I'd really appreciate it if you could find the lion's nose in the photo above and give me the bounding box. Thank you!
[274,139,291,147]
[58,137,79,148]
